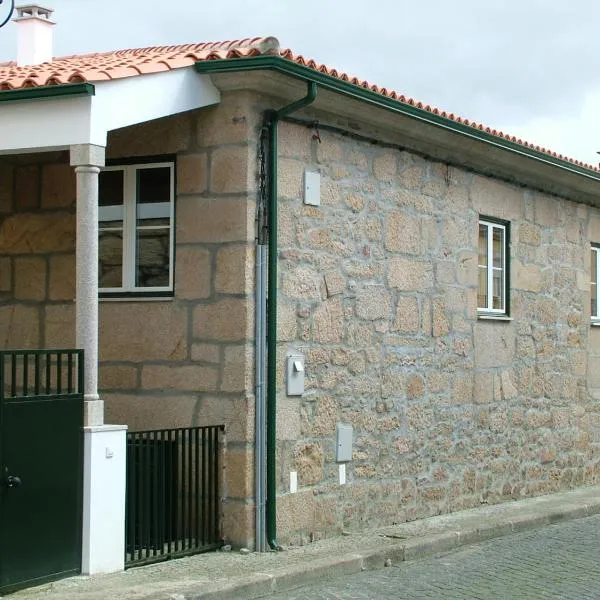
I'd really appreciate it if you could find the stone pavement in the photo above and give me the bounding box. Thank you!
[6,485,600,600]
[283,512,600,599]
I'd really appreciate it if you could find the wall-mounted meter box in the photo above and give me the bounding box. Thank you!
[286,352,305,396]
[336,423,353,463]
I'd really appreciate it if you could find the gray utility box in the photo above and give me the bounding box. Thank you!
[336,423,353,463]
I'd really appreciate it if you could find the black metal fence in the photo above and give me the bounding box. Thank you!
[125,425,224,567]
[0,349,83,400]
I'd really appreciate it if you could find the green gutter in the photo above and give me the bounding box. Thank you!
[0,83,95,103]
[195,55,600,182]
[265,81,317,551]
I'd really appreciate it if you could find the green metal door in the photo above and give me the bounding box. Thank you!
[0,350,84,594]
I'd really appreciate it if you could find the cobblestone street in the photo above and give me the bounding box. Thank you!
[281,514,600,599]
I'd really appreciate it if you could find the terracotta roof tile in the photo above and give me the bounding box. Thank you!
[0,36,595,173]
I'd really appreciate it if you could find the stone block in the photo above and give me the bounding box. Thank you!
[99,365,138,390]
[387,257,433,291]
[196,92,258,148]
[103,392,199,431]
[0,164,14,214]
[432,298,450,337]
[278,301,297,341]
[278,398,301,441]
[191,343,220,363]
[470,175,522,221]
[518,223,541,246]
[535,193,560,227]
[49,254,75,300]
[294,443,324,486]
[14,165,39,209]
[141,364,218,392]
[100,302,188,361]
[312,298,343,343]
[316,136,343,164]
[0,304,40,348]
[177,196,252,243]
[373,152,397,181]
[393,296,419,332]
[282,266,323,300]
[222,501,254,548]
[276,489,317,537]
[278,121,312,160]
[398,166,424,190]
[385,212,421,254]
[221,345,253,393]
[473,322,515,368]
[513,260,542,293]
[324,271,345,297]
[13,256,46,302]
[279,159,305,200]
[210,146,252,194]
[44,304,74,348]
[355,287,392,320]
[175,245,211,300]
[225,448,254,499]
[177,153,208,195]
[107,112,191,158]
[0,213,75,254]
[194,298,252,342]
[41,163,76,208]
[215,244,254,295]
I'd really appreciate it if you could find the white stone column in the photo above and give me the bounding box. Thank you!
[70,144,105,427]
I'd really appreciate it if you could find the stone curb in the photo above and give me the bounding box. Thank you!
[179,496,600,600]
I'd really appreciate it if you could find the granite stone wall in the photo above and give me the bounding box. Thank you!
[274,117,600,544]
[0,92,262,547]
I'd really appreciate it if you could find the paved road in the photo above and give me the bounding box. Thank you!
[281,513,600,599]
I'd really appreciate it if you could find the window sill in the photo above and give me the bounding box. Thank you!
[591,320,600,327]
[100,293,174,302]
[477,313,513,322]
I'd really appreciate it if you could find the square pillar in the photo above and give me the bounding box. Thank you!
[82,425,127,574]
[70,143,105,426]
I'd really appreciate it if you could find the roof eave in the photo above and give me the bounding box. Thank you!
[0,82,95,103]
[195,55,600,185]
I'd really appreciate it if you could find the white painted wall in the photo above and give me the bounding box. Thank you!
[82,425,127,575]
[0,70,220,155]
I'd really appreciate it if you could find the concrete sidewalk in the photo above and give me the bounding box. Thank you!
[7,485,600,600]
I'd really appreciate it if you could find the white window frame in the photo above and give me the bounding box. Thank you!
[477,219,507,315]
[592,246,600,322]
[99,161,175,295]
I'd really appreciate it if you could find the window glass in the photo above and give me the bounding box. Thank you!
[478,219,508,314]
[98,163,173,293]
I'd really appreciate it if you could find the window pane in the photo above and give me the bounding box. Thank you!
[492,227,504,268]
[99,170,124,207]
[593,250,598,317]
[478,266,488,309]
[99,230,123,288]
[137,167,170,205]
[492,269,504,310]
[478,224,488,267]
[136,228,169,287]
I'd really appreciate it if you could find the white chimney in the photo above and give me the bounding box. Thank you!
[14,4,55,67]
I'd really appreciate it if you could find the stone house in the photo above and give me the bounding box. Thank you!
[3,7,600,572]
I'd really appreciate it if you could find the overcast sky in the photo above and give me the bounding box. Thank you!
[1,0,599,166]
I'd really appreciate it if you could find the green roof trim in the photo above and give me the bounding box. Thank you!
[195,55,600,182]
[0,83,95,103]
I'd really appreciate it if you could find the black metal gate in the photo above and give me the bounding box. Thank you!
[125,426,223,567]
[0,350,84,594]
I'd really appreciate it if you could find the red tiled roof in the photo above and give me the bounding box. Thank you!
[0,36,595,173]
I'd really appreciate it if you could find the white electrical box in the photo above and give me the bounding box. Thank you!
[336,423,353,462]
[304,170,321,206]
[286,352,305,396]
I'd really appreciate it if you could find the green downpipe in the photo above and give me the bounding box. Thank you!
[266,81,318,550]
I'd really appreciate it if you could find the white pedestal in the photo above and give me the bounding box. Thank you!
[82,424,127,575]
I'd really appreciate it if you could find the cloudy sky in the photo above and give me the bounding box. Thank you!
[1,0,599,166]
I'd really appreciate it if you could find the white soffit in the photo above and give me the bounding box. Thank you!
[0,70,220,154]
